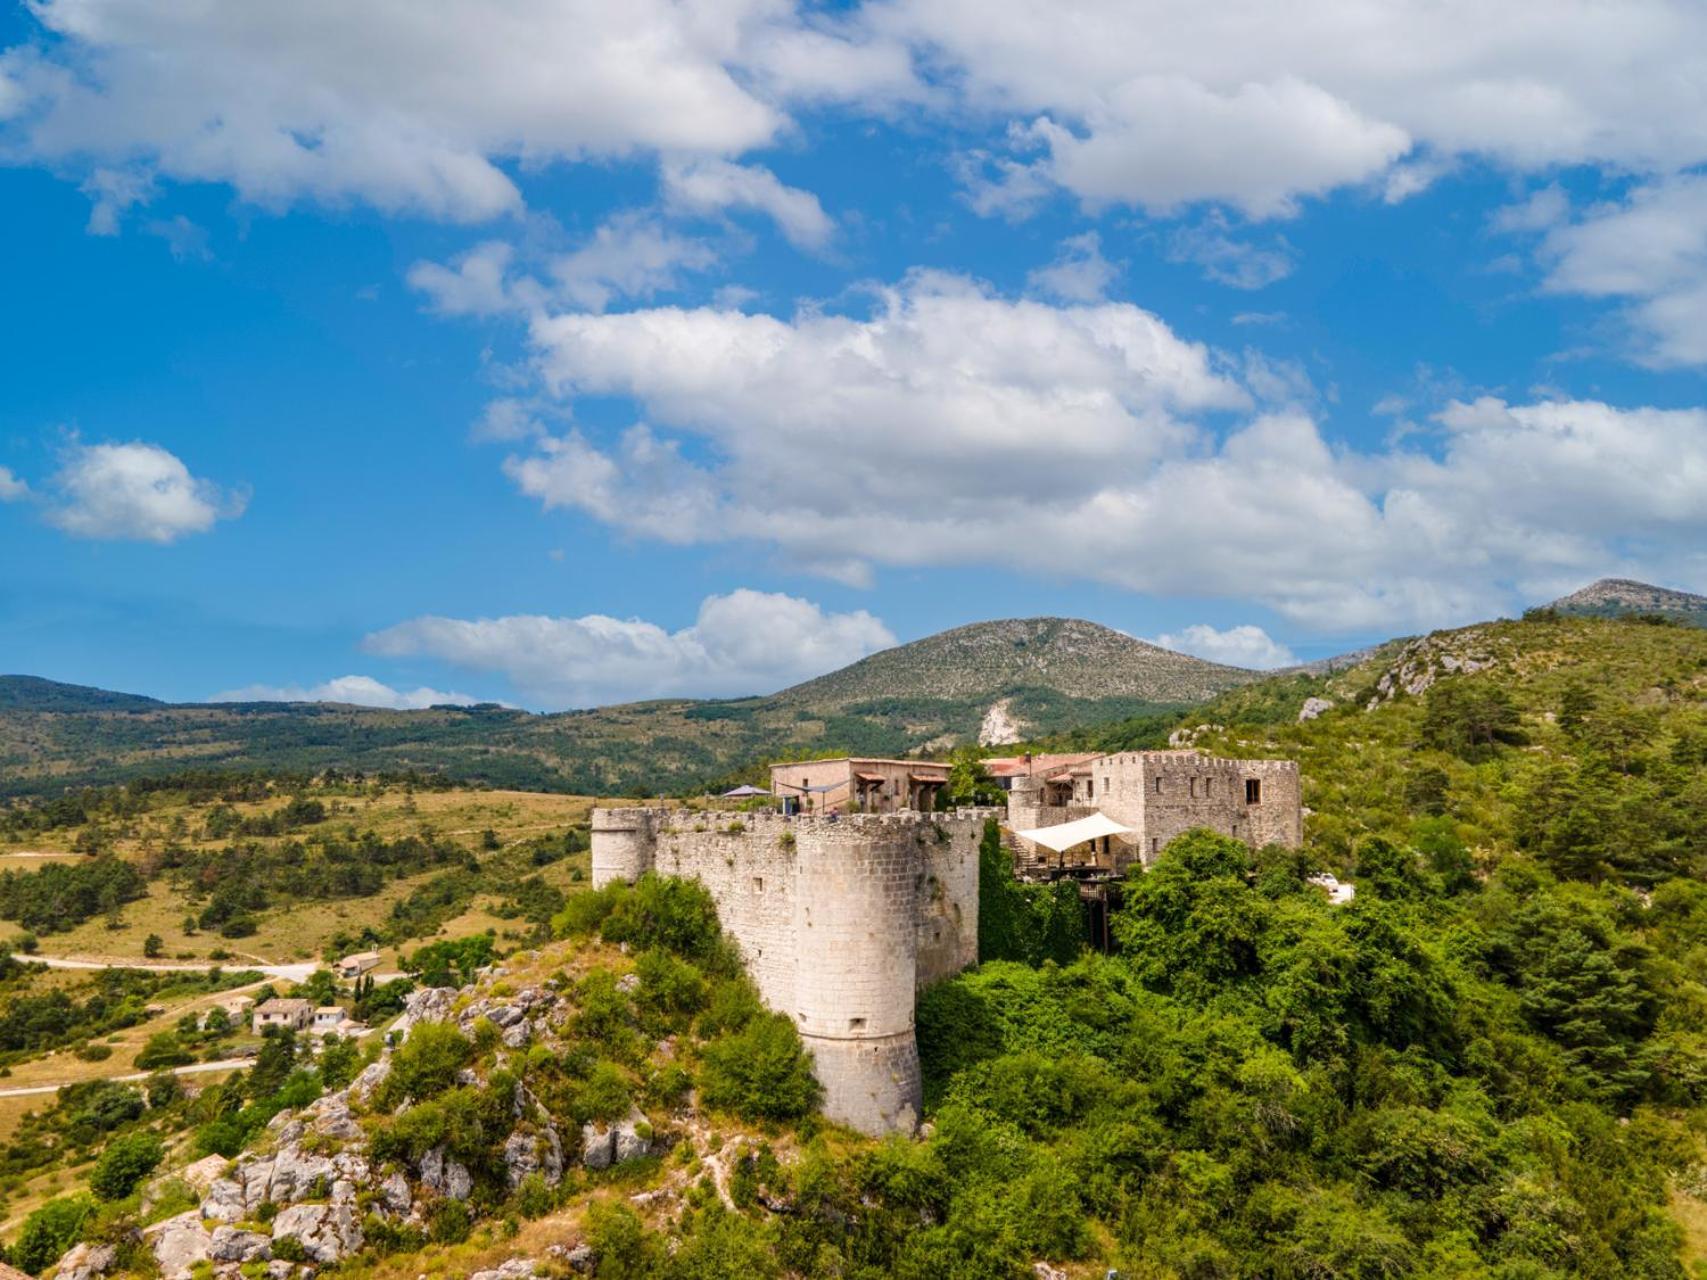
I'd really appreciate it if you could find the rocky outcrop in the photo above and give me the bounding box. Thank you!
[418,1145,474,1201]
[53,1241,117,1280]
[209,1225,273,1263]
[1298,696,1334,722]
[470,1260,537,1280]
[1365,632,1496,710]
[581,1109,652,1171]
[145,1210,212,1280]
[272,1202,363,1265]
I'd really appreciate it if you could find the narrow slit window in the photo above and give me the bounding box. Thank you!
[1245,778,1262,805]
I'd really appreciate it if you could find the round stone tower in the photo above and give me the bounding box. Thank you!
[590,807,657,889]
[791,817,923,1134]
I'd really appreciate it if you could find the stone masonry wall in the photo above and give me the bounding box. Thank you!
[589,807,991,1135]
[1010,750,1302,869]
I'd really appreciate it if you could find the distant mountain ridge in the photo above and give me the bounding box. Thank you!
[1546,578,1707,625]
[0,616,1257,797]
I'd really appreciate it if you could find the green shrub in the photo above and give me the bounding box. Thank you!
[90,1130,165,1200]
[698,1012,820,1121]
[387,1022,473,1102]
[13,1193,95,1273]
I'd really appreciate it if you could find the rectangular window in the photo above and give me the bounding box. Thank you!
[1151,838,1159,855]
[1245,778,1262,805]
[1154,776,1162,794]
[1104,776,1111,794]
[1189,777,1197,798]
[1086,778,1094,799]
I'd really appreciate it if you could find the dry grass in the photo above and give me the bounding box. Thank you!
[1673,1187,1707,1276]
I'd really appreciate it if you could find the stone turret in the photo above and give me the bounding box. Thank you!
[589,807,989,1135]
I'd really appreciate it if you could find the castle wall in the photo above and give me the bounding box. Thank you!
[589,807,991,1135]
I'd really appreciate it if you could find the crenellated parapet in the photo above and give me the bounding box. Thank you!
[589,805,996,1135]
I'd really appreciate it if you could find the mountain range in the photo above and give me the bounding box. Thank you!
[3,581,1696,798]
[0,617,1257,797]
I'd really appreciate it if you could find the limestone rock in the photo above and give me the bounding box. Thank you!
[305,1090,363,1140]
[178,1153,231,1194]
[209,1225,273,1263]
[265,1142,335,1204]
[272,1200,363,1265]
[470,1260,537,1280]
[1298,696,1335,722]
[145,1210,212,1280]
[504,1126,564,1187]
[53,1241,117,1280]
[381,1169,413,1214]
[419,1145,474,1200]
[393,986,457,1037]
[347,1057,391,1106]
[581,1109,650,1170]
[201,1175,246,1223]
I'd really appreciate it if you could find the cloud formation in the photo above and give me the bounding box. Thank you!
[0,0,899,223]
[363,589,896,708]
[11,0,1707,233]
[0,467,26,501]
[1151,623,1296,670]
[211,675,480,710]
[495,274,1707,631]
[46,441,245,543]
[870,0,1707,215]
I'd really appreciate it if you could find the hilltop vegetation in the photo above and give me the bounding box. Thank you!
[0,618,1253,798]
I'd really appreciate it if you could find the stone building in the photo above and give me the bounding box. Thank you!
[253,997,313,1034]
[768,757,950,814]
[1008,748,1301,871]
[591,805,987,1136]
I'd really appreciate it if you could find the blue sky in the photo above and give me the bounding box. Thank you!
[3,1,1707,710]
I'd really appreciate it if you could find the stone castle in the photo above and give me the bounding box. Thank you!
[591,806,989,1136]
[590,749,1301,1137]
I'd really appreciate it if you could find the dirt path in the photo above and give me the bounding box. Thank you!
[0,1058,250,1099]
[28,954,320,983]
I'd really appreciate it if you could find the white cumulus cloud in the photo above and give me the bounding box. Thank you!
[869,0,1707,216]
[363,589,896,708]
[1026,232,1119,302]
[211,675,480,710]
[1151,623,1296,670]
[661,157,835,250]
[0,467,27,501]
[493,273,1707,632]
[46,441,244,543]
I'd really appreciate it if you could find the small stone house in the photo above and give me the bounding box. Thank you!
[312,1006,346,1033]
[336,950,382,980]
[769,757,950,814]
[252,997,312,1034]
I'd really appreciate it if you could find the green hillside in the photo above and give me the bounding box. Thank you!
[0,619,1252,798]
[1547,577,1707,626]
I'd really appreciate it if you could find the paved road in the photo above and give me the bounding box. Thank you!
[0,1058,251,1099]
[28,954,320,984]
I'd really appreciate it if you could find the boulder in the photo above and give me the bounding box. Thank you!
[145,1210,212,1280]
[53,1241,117,1280]
[419,1145,474,1201]
[200,1176,247,1224]
[209,1225,273,1263]
[580,1122,615,1172]
[272,1200,363,1265]
[305,1090,363,1140]
[503,1126,564,1187]
[179,1154,231,1195]
[347,1057,391,1106]
[580,1110,652,1169]
[1298,696,1335,722]
[380,1169,413,1214]
[265,1142,336,1204]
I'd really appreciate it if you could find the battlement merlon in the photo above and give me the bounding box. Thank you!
[588,806,997,1137]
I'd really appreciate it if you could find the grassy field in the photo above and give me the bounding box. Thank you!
[2,786,598,967]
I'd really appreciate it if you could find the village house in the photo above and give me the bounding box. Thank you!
[768,757,950,814]
[312,1006,347,1034]
[251,997,312,1034]
[336,950,382,980]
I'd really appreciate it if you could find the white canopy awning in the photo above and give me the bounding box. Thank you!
[1014,811,1135,853]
